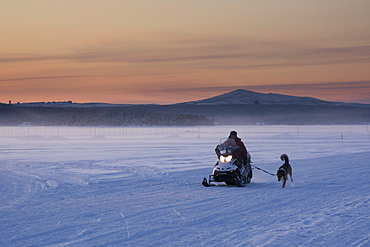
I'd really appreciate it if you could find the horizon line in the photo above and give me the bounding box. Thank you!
[3,88,370,106]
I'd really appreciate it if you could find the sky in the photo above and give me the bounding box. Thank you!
[1,0,370,104]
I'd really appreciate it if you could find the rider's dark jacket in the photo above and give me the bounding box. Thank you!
[234,137,247,158]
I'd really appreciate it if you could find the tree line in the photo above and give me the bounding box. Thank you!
[0,105,213,126]
[1,103,370,126]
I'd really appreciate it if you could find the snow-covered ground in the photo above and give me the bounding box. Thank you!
[0,125,369,246]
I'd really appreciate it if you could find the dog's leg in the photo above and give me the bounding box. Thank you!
[281,177,287,188]
[289,171,293,182]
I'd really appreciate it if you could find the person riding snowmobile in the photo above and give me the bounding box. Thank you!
[216,131,246,160]
[216,131,251,174]
[228,131,247,162]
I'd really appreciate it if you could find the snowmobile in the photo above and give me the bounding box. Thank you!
[202,139,252,187]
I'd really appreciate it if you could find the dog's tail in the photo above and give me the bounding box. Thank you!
[280,154,289,163]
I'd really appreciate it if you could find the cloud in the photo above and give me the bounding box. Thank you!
[0,55,66,63]
[0,75,88,82]
[76,41,370,69]
[133,81,370,94]
[2,37,369,70]
[253,81,370,91]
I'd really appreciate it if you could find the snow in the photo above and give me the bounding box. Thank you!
[0,125,369,246]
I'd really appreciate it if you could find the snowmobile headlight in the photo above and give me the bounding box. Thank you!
[225,155,232,162]
[220,155,233,163]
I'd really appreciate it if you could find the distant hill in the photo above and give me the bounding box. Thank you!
[1,89,370,126]
[7,89,368,107]
[183,89,342,106]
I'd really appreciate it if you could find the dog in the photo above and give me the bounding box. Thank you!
[276,154,293,188]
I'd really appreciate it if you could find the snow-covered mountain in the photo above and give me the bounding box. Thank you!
[185,89,339,105]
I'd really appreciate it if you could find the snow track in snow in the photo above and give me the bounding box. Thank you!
[0,170,37,210]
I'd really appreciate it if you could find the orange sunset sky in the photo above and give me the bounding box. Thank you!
[1,1,370,104]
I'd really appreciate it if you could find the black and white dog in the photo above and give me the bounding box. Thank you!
[277,154,293,188]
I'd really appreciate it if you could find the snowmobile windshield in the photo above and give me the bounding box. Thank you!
[217,138,239,156]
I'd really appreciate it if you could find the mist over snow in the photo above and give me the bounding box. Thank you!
[0,125,369,246]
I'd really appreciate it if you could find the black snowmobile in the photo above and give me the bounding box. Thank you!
[202,139,252,187]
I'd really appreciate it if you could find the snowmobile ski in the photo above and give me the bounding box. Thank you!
[202,177,214,187]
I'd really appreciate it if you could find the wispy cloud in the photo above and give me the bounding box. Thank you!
[0,75,87,82]
[2,38,370,70]
[252,81,370,92]
[0,55,66,63]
